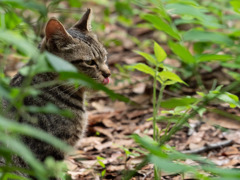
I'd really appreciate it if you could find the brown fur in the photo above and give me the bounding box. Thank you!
[3,9,110,179]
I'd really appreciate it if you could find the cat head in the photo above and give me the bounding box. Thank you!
[40,9,110,84]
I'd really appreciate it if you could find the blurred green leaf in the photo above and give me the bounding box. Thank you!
[0,132,45,178]
[196,54,233,62]
[142,14,181,40]
[161,97,198,109]
[58,72,131,103]
[68,0,82,7]
[0,12,22,29]
[168,41,195,64]
[0,116,71,153]
[159,71,187,85]
[217,93,240,108]
[20,54,52,76]
[46,52,78,73]
[166,3,220,28]
[230,0,240,14]
[166,3,207,21]
[26,103,73,118]
[115,1,133,16]
[0,172,30,180]
[127,63,155,76]
[134,51,157,66]
[154,41,167,63]
[0,30,38,57]
[183,29,234,46]
[149,155,188,173]
[0,0,47,16]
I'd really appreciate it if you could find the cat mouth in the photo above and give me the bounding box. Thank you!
[102,77,110,85]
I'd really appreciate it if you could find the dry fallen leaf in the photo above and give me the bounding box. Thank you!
[222,146,240,156]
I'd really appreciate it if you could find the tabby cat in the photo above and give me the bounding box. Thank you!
[3,8,110,179]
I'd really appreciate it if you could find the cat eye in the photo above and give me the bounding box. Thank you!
[85,60,97,66]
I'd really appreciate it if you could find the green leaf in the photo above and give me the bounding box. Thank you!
[127,63,155,76]
[166,3,207,21]
[183,29,234,46]
[154,41,167,63]
[168,41,195,64]
[196,54,233,62]
[58,72,131,103]
[227,71,240,81]
[0,132,45,177]
[217,93,240,108]
[230,0,240,14]
[0,30,38,57]
[165,3,220,28]
[158,71,187,85]
[142,14,181,40]
[134,50,156,66]
[20,54,52,76]
[0,0,47,16]
[68,0,82,7]
[0,116,71,153]
[26,103,73,118]
[1,173,29,180]
[161,97,198,109]
[45,52,77,72]
[97,156,106,168]
[149,155,188,173]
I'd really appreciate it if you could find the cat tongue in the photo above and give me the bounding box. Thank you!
[103,77,110,85]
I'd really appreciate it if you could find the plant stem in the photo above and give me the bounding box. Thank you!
[154,166,159,180]
[153,67,158,141]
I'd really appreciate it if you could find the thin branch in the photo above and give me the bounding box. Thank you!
[181,140,233,154]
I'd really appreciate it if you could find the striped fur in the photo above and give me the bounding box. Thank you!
[3,9,110,179]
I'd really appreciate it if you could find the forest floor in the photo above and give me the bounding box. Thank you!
[4,5,240,180]
[64,19,240,179]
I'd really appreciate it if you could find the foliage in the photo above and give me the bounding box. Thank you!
[0,0,129,179]
[1,0,240,179]
[120,0,240,179]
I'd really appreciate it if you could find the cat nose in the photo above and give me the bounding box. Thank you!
[102,71,111,78]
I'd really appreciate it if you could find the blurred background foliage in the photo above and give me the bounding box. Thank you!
[1,0,240,179]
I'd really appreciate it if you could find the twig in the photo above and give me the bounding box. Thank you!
[181,140,233,154]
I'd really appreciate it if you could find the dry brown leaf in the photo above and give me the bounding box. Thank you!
[91,100,114,112]
[223,159,240,167]
[78,137,105,148]
[189,141,206,150]
[114,139,135,147]
[222,146,240,156]
[94,141,113,151]
[187,131,205,144]
[211,157,230,166]
[205,113,240,129]
[113,101,128,111]
[93,126,114,139]
[107,165,125,172]
[133,83,146,94]
[131,94,150,104]
[102,118,118,128]
[223,131,240,144]
[127,109,150,119]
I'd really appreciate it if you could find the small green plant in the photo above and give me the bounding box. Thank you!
[96,156,106,177]
[123,0,240,179]
[0,0,131,179]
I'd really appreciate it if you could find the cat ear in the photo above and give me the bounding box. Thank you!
[45,18,71,41]
[72,8,92,32]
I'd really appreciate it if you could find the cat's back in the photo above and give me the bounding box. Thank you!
[7,71,87,146]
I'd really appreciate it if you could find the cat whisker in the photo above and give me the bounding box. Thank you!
[68,86,82,97]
